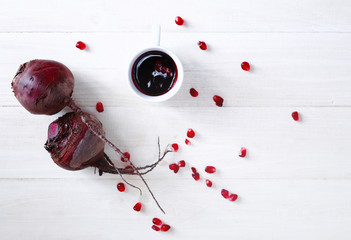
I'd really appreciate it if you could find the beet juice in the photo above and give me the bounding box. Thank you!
[132,51,177,96]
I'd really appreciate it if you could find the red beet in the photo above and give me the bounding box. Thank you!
[12,60,74,115]
[44,112,126,175]
[12,59,171,214]
[44,112,105,171]
[43,111,171,191]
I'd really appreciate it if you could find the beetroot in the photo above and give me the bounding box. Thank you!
[12,59,171,213]
[44,112,105,171]
[12,60,74,115]
[44,112,166,176]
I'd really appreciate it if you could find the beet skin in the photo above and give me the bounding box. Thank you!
[12,59,74,115]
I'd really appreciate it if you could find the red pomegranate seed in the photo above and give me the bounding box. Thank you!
[187,128,195,138]
[228,194,238,202]
[173,164,179,173]
[175,16,184,26]
[239,147,247,158]
[241,61,250,71]
[121,152,130,162]
[192,172,200,181]
[221,189,229,199]
[152,218,163,226]
[205,166,216,174]
[169,163,176,170]
[117,182,125,192]
[292,111,299,121]
[198,41,207,50]
[189,88,199,97]
[152,225,160,231]
[161,224,171,232]
[133,202,142,212]
[205,179,212,187]
[213,95,224,107]
[169,163,179,173]
[171,143,179,152]
[76,41,86,50]
[96,102,104,113]
[125,165,134,173]
[178,160,186,167]
[191,167,197,174]
[185,139,191,145]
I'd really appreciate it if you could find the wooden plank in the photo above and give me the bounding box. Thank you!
[2,0,351,239]
[0,178,350,240]
[1,107,350,179]
[1,0,351,33]
[1,32,351,107]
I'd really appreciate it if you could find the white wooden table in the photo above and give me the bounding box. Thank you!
[1,0,351,239]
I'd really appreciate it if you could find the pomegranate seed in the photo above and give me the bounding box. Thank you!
[192,172,200,181]
[205,179,212,187]
[152,225,160,231]
[241,61,250,71]
[76,41,86,50]
[117,182,125,192]
[239,147,247,158]
[205,166,216,174]
[175,16,184,26]
[187,128,195,138]
[169,163,179,173]
[178,160,186,167]
[169,163,177,171]
[171,143,179,152]
[292,111,299,121]
[96,102,104,113]
[125,165,134,173]
[161,224,171,232]
[152,218,162,225]
[213,95,224,107]
[191,167,197,173]
[185,139,191,145]
[151,225,160,232]
[169,163,176,170]
[189,88,199,97]
[133,202,142,212]
[228,194,238,202]
[221,189,229,199]
[198,41,207,50]
[121,152,130,162]
[173,164,179,173]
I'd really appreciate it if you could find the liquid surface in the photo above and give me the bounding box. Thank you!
[132,51,177,96]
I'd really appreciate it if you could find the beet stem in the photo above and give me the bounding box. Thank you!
[92,138,170,175]
[112,138,171,175]
[68,99,166,214]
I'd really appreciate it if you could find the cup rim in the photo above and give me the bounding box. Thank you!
[128,46,184,102]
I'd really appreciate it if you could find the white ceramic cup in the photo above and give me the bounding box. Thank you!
[128,25,184,102]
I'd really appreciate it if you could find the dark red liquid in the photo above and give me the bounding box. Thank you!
[132,51,177,96]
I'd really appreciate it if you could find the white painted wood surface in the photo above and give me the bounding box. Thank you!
[1,0,351,239]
